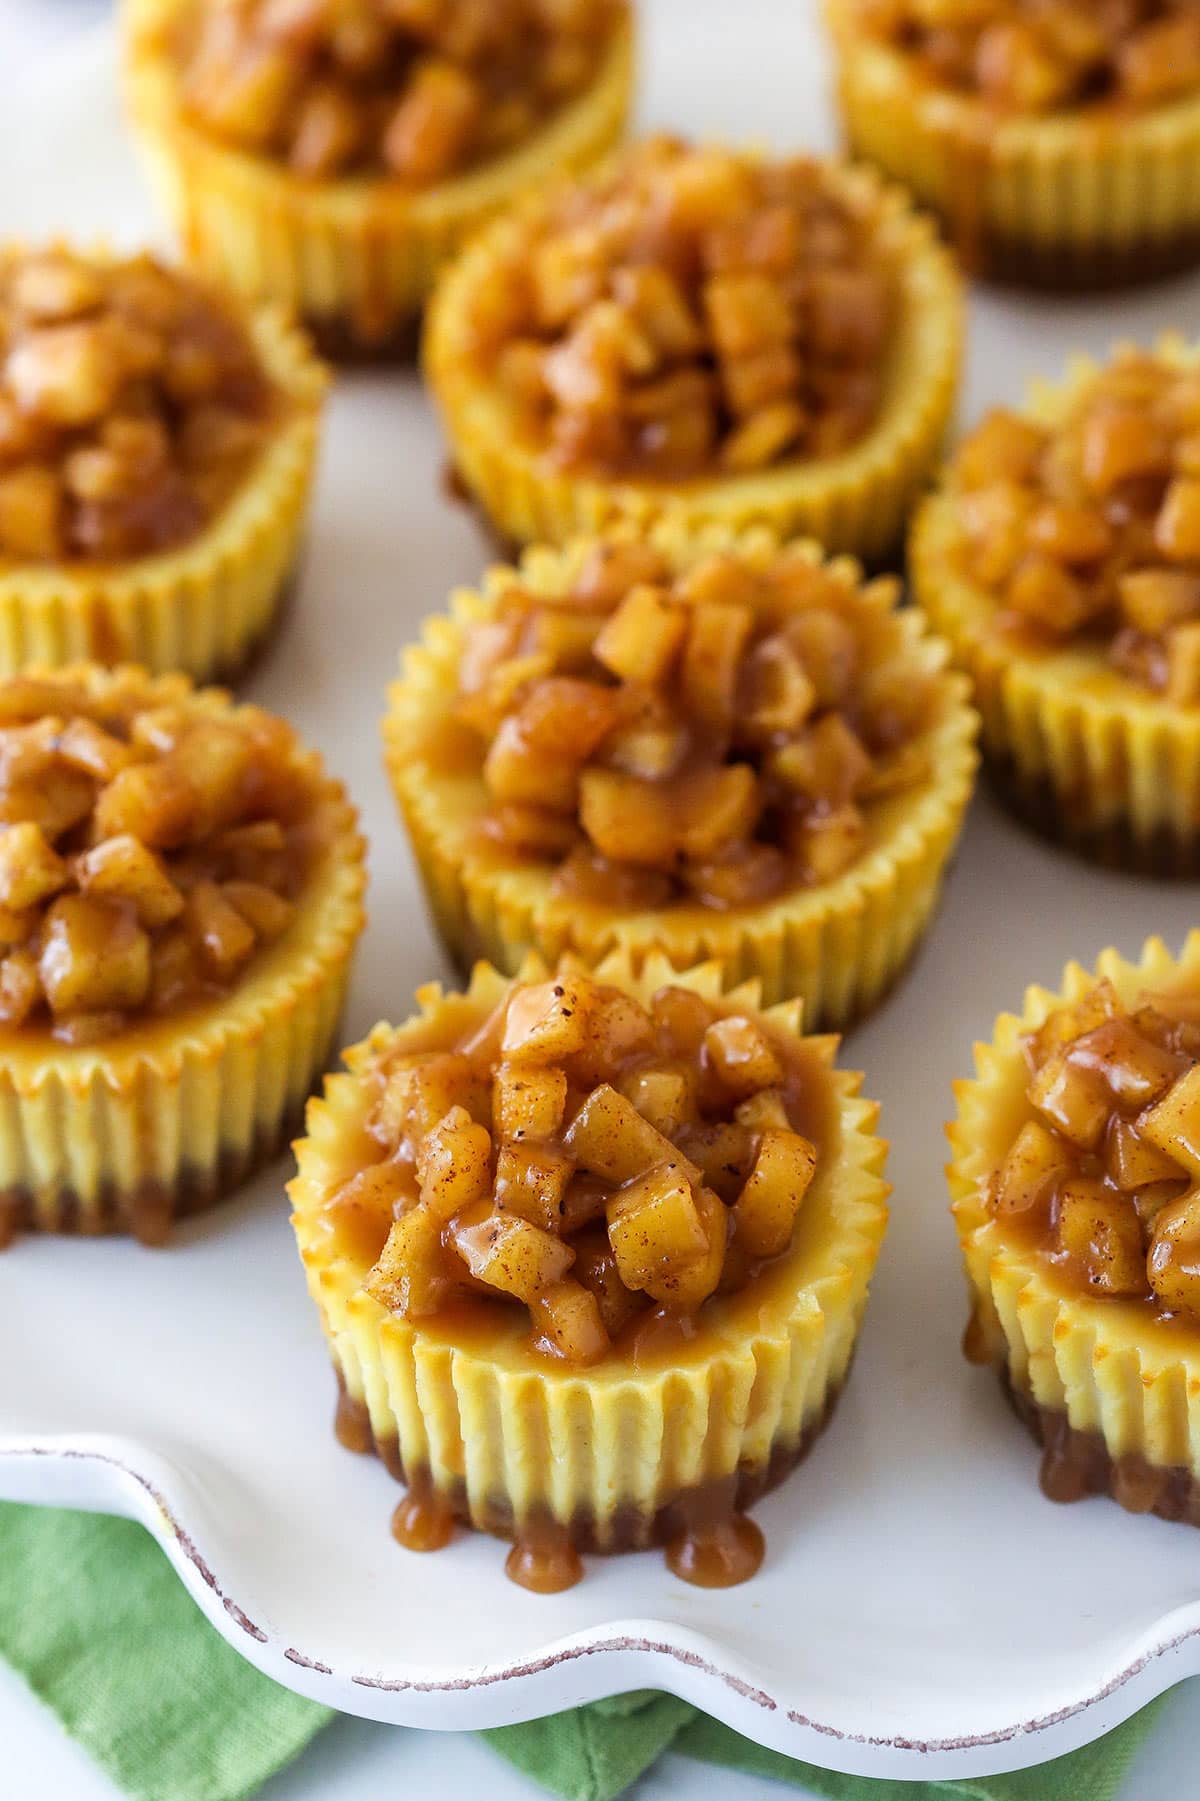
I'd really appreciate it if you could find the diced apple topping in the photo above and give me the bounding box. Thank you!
[366,1204,452,1320]
[1148,1192,1200,1316]
[494,1064,568,1141]
[0,667,320,1041]
[530,1278,610,1364]
[1057,1177,1148,1297]
[181,0,620,183]
[565,1084,701,1186]
[994,1120,1070,1215]
[606,1160,709,1290]
[872,4,1200,116]
[457,533,936,915]
[453,1210,575,1302]
[418,1106,494,1223]
[732,1128,817,1257]
[349,965,826,1363]
[0,248,275,565]
[993,977,1200,1320]
[482,139,891,481]
[950,346,1200,702]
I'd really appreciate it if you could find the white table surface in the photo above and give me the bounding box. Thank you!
[4,3,1200,1797]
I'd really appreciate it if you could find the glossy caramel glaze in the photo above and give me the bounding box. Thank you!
[505,1535,584,1594]
[392,1483,456,1554]
[664,1514,765,1588]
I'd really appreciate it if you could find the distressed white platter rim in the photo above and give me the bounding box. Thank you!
[5,3,1200,1779]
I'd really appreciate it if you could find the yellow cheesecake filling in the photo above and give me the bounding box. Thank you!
[0,668,329,1044]
[321,963,833,1368]
[451,537,937,912]
[0,248,282,567]
[948,349,1200,699]
[459,135,895,481]
[178,0,625,183]
[990,977,1200,1319]
[854,0,1200,114]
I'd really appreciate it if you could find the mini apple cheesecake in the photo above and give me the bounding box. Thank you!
[951,933,1200,1525]
[0,664,365,1247]
[123,0,634,355]
[424,135,963,559]
[384,522,977,1027]
[0,245,324,681]
[826,0,1200,286]
[290,952,888,1588]
[912,339,1200,873]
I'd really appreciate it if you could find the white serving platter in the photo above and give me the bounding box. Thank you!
[5,3,1200,1780]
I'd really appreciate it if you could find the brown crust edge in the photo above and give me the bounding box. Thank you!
[0,1094,313,1249]
[984,756,1200,879]
[960,224,1200,294]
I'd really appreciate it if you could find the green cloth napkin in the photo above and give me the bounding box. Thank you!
[0,1502,1166,1801]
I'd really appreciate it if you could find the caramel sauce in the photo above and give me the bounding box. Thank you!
[334,1387,375,1454]
[625,1305,702,1367]
[665,1514,765,1588]
[505,1535,584,1594]
[961,1305,991,1366]
[392,1490,456,1553]
[1038,1437,1096,1506]
[324,1195,393,1269]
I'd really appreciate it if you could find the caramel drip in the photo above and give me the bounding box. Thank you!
[334,1388,375,1455]
[1039,1440,1093,1505]
[961,1305,991,1366]
[391,1490,455,1553]
[505,1533,584,1594]
[1112,1456,1166,1516]
[664,1514,765,1588]
[1036,1408,1110,1504]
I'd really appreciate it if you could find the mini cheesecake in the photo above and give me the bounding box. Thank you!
[952,933,1200,1524]
[0,663,364,1246]
[826,0,1200,287]
[913,337,1200,873]
[290,951,889,1589]
[0,244,324,681]
[122,0,635,355]
[384,519,978,1027]
[424,135,963,559]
